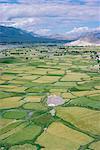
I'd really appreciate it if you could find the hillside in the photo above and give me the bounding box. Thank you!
[0,26,66,44]
[65,30,100,46]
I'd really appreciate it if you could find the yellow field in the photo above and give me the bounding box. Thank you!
[92,76,100,80]
[9,80,27,85]
[7,70,24,73]
[54,81,77,87]
[50,88,67,93]
[0,75,16,81]
[36,122,93,150]
[72,90,100,97]
[62,92,76,99]
[56,107,100,135]
[89,141,100,150]
[0,85,18,89]
[77,81,89,85]
[88,93,100,99]
[16,75,39,81]
[0,47,100,149]
[9,144,37,150]
[0,122,27,140]
[0,97,23,109]
[50,92,61,96]
[0,119,14,129]
[34,76,60,83]
[95,86,100,90]
[61,72,90,81]
[24,95,44,102]
[59,63,72,67]
[0,85,26,92]
[31,68,48,75]
[0,80,5,84]
[48,69,65,75]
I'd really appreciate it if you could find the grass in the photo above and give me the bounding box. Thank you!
[95,86,100,89]
[72,90,100,97]
[0,85,19,89]
[61,72,90,81]
[47,69,64,75]
[30,68,47,75]
[0,74,16,81]
[0,80,5,84]
[0,122,28,141]
[62,92,76,99]
[29,61,46,67]
[50,88,67,93]
[0,119,14,129]
[9,144,37,150]
[36,122,93,150]
[88,94,100,100]
[8,79,31,86]
[26,86,50,93]
[0,92,17,99]
[24,95,44,102]
[0,57,20,64]
[3,110,27,119]
[0,121,22,135]
[71,84,93,91]
[89,141,100,150]
[0,97,23,109]
[23,102,48,111]
[66,96,100,110]
[33,113,54,127]
[3,123,41,145]
[17,75,39,81]
[0,85,26,93]
[34,76,60,83]
[0,46,100,149]
[56,107,100,135]
[54,81,77,87]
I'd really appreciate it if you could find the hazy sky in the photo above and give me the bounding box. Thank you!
[0,0,100,35]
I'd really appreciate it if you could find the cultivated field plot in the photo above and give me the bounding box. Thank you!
[56,107,100,135]
[89,141,100,150]
[36,122,93,150]
[0,46,100,150]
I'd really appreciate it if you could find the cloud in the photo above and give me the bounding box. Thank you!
[64,26,100,40]
[34,28,51,36]
[8,17,41,31]
[0,0,99,35]
[66,27,89,34]
[82,0,100,5]
[66,26,100,34]
[0,3,99,20]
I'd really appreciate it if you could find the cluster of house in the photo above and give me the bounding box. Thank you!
[95,52,100,63]
[90,52,100,71]
[47,95,64,116]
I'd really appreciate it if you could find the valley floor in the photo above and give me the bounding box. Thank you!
[0,46,100,150]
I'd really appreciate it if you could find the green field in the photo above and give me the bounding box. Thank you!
[0,45,100,150]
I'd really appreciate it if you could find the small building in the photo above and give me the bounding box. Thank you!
[47,95,64,107]
[95,52,100,63]
[49,109,56,116]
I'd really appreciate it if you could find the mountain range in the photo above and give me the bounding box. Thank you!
[0,25,100,46]
[64,31,100,46]
[0,25,67,44]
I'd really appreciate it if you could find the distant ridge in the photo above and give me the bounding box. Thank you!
[64,30,100,46]
[0,25,66,44]
[64,40,100,46]
[0,25,100,46]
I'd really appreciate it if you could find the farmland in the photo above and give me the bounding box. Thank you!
[0,45,100,150]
